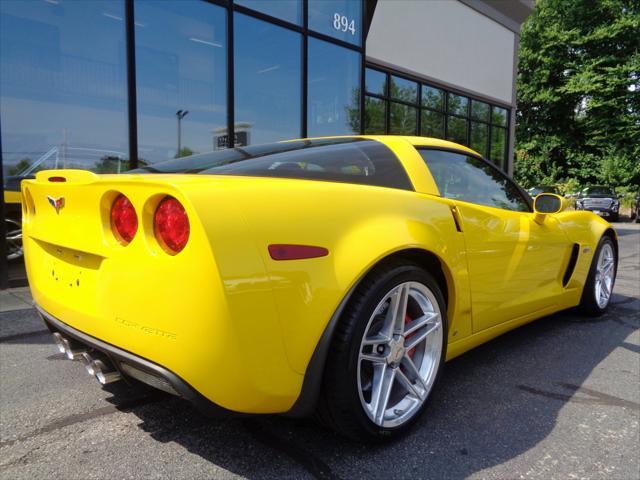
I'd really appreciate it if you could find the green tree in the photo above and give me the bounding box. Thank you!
[515,0,639,190]
[175,147,195,159]
[347,82,423,136]
[95,155,127,173]
[8,158,32,175]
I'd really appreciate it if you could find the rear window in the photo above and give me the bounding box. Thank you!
[134,138,413,191]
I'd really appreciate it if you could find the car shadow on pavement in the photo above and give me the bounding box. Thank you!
[113,293,639,480]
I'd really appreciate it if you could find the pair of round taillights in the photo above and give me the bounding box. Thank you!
[110,194,190,254]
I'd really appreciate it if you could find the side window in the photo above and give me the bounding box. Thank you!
[418,149,531,212]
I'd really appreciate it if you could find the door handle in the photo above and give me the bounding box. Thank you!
[450,206,463,232]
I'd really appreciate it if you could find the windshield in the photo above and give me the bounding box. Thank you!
[133,138,414,191]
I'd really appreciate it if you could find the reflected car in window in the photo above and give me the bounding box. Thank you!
[23,136,618,442]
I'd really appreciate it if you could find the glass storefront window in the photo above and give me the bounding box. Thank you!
[390,75,418,104]
[366,68,386,96]
[448,93,468,116]
[447,116,467,145]
[235,13,301,145]
[390,103,417,135]
[364,96,385,134]
[135,0,226,163]
[362,65,510,169]
[492,106,508,126]
[308,38,360,136]
[308,0,361,46]
[490,126,507,167]
[0,0,129,175]
[422,85,445,111]
[235,0,302,25]
[470,122,488,157]
[421,110,445,138]
[471,100,490,122]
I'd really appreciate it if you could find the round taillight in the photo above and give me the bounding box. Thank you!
[154,196,189,254]
[110,194,138,245]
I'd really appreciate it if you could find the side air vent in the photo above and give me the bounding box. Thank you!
[563,243,580,287]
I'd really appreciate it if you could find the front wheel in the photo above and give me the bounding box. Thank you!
[318,262,447,441]
[579,236,617,316]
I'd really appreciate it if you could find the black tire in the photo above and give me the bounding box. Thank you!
[317,260,447,442]
[578,236,617,316]
[610,213,619,222]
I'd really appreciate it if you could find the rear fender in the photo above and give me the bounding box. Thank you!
[270,202,470,416]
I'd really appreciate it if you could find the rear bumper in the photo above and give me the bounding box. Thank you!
[37,304,237,417]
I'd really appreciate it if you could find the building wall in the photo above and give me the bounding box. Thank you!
[0,0,531,286]
[367,0,516,106]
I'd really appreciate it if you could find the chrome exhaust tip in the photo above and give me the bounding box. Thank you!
[52,333,122,385]
[90,358,122,385]
[80,353,96,375]
[53,332,87,360]
[65,346,88,361]
[52,332,68,354]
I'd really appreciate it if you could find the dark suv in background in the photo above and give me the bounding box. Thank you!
[576,186,620,222]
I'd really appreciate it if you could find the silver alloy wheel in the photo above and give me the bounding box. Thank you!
[357,281,443,428]
[595,243,615,309]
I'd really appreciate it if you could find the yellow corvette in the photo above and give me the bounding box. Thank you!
[22,136,617,441]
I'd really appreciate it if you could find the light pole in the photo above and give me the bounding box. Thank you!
[176,109,189,157]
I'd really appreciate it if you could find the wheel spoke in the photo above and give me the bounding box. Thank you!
[396,367,424,400]
[601,279,611,296]
[359,352,387,364]
[404,312,439,336]
[405,323,440,350]
[401,355,427,390]
[361,335,391,346]
[372,366,396,424]
[603,262,614,277]
[381,284,410,338]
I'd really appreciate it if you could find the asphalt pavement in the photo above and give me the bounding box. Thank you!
[1,223,639,480]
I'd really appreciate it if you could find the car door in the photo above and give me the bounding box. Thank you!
[417,149,572,332]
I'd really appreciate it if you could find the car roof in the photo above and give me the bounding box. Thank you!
[387,136,480,156]
[298,135,481,157]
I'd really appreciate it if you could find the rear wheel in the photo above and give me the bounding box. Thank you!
[318,262,447,441]
[579,236,617,316]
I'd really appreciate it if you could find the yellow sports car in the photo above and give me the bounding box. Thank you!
[22,136,617,441]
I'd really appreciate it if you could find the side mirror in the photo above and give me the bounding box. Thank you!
[533,193,565,224]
